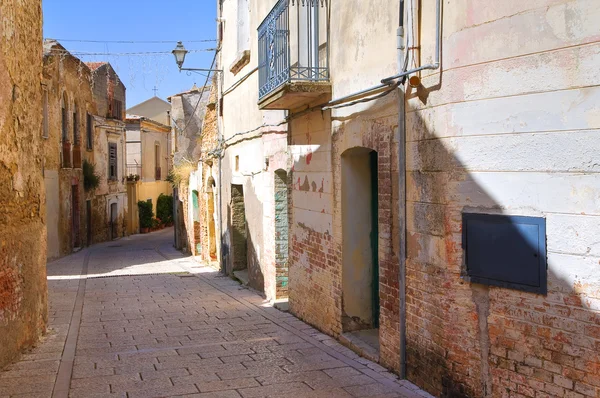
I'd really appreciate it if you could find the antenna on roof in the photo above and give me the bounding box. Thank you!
[153,86,159,96]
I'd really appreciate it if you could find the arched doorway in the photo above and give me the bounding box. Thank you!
[341,147,379,346]
[206,177,217,261]
[192,190,201,255]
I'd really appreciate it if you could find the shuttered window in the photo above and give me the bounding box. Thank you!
[111,99,123,120]
[86,113,93,150]
[73,111,79,144]
[108,142,118,180]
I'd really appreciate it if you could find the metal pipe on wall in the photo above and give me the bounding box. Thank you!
[397,0,407,381]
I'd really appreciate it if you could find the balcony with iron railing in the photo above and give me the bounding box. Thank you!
[258,0,330,110]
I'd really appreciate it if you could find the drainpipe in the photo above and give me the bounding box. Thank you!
[397,0,407,380]
[323,0,441,109]
[382,0,441,84]
[216,0,225,274]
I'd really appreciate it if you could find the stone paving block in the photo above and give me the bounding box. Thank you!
[126,383,201,398]
[155,356,222,370]
[256,370,330,386]
[3,231,432,398]
[306,374,377,390]
[237,381,314,398]
[171,373,221,385]
[0,375,55,396]
[343,383,404,397]
[197,377,260,393]
[173,392,242,398]
[216,365,287,380]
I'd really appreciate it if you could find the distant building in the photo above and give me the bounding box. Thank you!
[168,83,217,261]
[127,96,171,127]
[125,115,172,233]
[86,62,128,243]
[168,84,211,166]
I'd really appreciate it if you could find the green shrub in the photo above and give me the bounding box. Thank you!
[156,194,174,224]
[137,201,154,229]
[83,160,101,191]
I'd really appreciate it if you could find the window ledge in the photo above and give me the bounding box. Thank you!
[229,50,251,75]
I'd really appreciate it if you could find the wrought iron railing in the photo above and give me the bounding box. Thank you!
[127,163,142,179]
[258,0,329,100]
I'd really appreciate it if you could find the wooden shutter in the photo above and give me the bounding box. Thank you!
[86,113,93,149]
[109,143,118,180]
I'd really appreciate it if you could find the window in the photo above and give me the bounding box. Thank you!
[462,213,547,294]
[61,94,68,141]
[237,0,250,54]
[73,109,79,144]
[235,155,239,172]
[42,89,49,138]
[110,99,123,120]
[108,142,118,180]
[86,113,93,150]
[154,143,161,180]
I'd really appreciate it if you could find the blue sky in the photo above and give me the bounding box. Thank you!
[43,0,217,108]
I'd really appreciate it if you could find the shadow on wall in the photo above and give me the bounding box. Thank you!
[288,75,599,397]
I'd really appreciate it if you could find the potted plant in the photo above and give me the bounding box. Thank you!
[137,201,153,233]
[156,194,174,227]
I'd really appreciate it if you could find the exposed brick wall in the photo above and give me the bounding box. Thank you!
[403,1,600,397]
[0,0,48,369]
[288,106,401,372]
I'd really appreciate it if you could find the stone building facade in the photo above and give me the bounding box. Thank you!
[0,0,47,368]
[125,115,172,230]
[169,84,214,260]
[86,62,128,243]
[42,46,128,261]
[42,41,92,260]
[216,0,290,301]
[210,0,600,397]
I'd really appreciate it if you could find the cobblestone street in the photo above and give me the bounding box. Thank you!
[0,229,430,398]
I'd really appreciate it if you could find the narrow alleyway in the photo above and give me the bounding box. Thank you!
[0,230,430,398]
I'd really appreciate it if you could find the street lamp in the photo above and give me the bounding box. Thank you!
[172,41,188,69]
[172,41,222,73]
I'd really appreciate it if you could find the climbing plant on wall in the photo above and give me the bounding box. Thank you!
[83,159,100,191]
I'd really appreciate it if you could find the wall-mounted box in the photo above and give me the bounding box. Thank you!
[462,213,547,294]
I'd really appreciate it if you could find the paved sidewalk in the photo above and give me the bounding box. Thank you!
[0,229,432,398]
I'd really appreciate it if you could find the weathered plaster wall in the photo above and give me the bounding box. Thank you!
[218,0,290,301]
[404,0,600,396]
[170,88,210,166]
[288,0,402,373]
[90,63,126,120]
[87,63,128,246]
[0,0,47,368]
